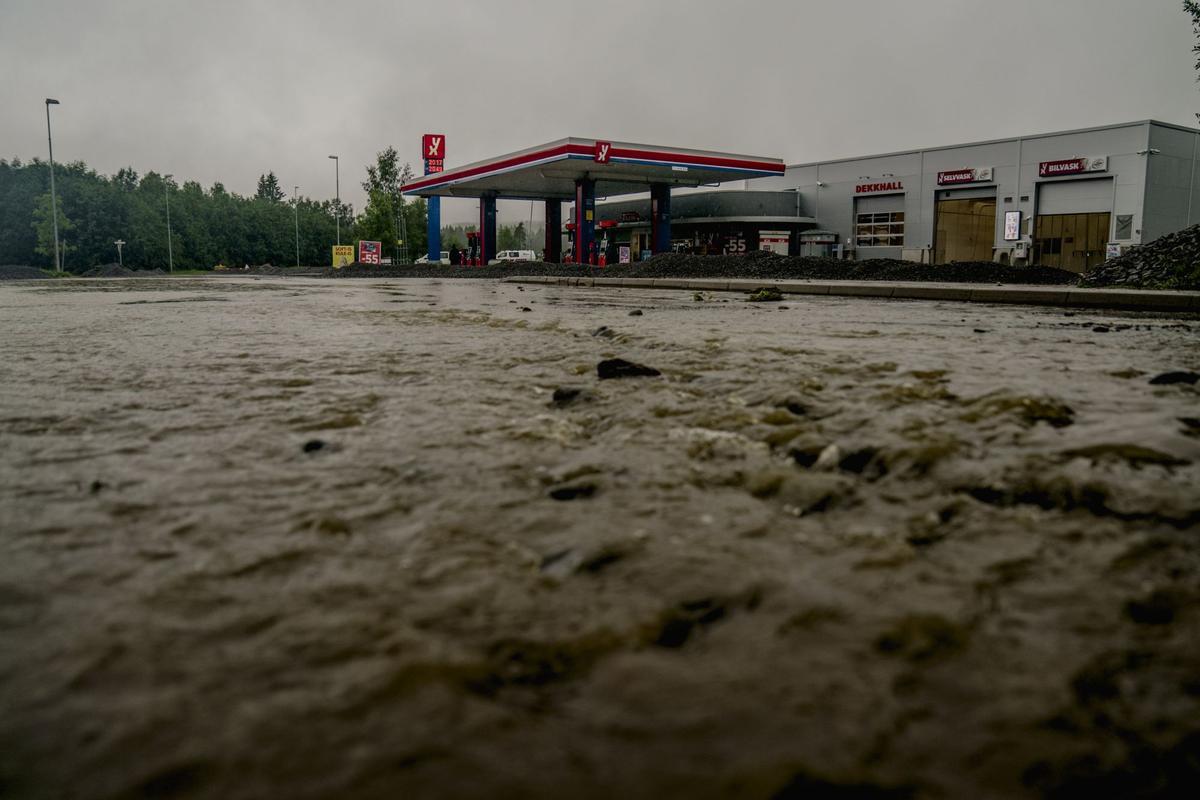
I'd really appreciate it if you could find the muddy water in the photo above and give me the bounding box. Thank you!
[1,277,1198,799]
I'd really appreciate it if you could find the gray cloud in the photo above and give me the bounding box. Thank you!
[2,0,1195,224]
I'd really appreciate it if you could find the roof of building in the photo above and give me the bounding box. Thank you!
[401,137,786,200]
[780,119,1198,171]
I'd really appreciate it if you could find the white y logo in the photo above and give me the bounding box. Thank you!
[428,137,442,157]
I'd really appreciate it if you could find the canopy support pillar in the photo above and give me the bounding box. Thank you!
[544,200,562,263]
[479,192,497,265]
[574,178,595,265]
[651,183,672,254]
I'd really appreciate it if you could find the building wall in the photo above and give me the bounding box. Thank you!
[1146,123,1200,240]
[750,121,1197,262]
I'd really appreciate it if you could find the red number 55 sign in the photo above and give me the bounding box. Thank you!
[422,134,445,160]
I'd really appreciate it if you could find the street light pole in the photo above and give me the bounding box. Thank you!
[45,98,61,273]
[164,174,174,273]
[328,154,340,245]
[293,185,300,268]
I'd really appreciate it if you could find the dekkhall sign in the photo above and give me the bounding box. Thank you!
[855,180,904,194]
[1039,156,1108,177]
[937,166,993,185]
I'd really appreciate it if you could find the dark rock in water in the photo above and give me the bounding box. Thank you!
[628,309,643,316]
[597,358,661,380]
[549,484,596,501]
[89,480,108,495]
[302,439,326,453]
[592,325,616,338]
[519,306,532,312]
[1149,371,1199,385]
[1125,589,1182,625]
[973,328,990,334]
[1093,325,1111,333]
[551,387,592,408]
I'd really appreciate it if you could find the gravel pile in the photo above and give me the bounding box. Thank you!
[1080,224,1200,289]
[0,265,50,281]
[314,251,1079,285]
[79,264,166,278]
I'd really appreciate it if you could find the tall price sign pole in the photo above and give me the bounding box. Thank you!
[423,134,445,263]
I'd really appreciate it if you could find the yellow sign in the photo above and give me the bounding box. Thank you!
[332,245,354,268]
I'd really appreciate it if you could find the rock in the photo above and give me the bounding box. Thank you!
[550,387,592,408]
[1093,325,1111,333]
[302,439,326,453]
[592,325,616,338]
[519,306,532,312]
[1149,371,1199,385]
[548,483,596,501]
[628,309,643,316]
[597,358,661,380]
[973,328,990,333]
[813,443,842,471]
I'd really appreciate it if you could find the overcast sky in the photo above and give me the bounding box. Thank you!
[2,0,1196,224]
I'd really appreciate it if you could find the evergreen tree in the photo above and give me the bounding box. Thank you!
[255,171,285,202]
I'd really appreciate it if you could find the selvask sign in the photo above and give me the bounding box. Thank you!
[1039,156,1108,178]
[937,167,993,185]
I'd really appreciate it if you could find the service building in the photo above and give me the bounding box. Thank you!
[742,120,1200,271]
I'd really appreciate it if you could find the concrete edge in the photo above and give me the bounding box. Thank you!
[502,276,1199,312]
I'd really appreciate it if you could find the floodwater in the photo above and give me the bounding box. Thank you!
[1,277,1198,799]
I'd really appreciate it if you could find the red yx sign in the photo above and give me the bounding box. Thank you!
[594,141,612,164]
[422,134,445,160]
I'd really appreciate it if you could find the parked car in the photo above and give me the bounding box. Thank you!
[414,251,450,265]
[489,249,538,265]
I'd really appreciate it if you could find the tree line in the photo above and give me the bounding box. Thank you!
[0,147,429,271]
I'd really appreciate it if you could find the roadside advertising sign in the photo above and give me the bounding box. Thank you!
[1004,211,1021,241]
[594,141,612,164]
[332,245,354,268]
[358,240,382,265]
[619,245,631,264]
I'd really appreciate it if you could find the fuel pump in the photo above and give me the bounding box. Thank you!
[465,231,479,267]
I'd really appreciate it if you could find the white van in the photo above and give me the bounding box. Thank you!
[489,249,538,265]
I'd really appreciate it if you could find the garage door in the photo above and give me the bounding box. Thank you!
[1037,178,1113,215]
[1035,178,1113,272]
[935,190,996,264]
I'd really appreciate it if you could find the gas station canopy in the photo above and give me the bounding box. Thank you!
[401,137,786,200]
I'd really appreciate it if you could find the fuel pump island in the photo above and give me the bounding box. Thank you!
[406,136,786,265]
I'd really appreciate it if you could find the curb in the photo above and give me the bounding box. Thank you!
[503,276,1200,313]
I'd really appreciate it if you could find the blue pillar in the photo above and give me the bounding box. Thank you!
[479,193,497,265]
[651,183,672,254]
[427,196,441,263]
[574,178,595,265]
[544,200,562,263]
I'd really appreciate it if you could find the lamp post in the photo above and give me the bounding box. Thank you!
[44,98,61,273]
[293,185,300,268]
[163,174,174,273]
[114,239,125,267]
[328,154,340,245]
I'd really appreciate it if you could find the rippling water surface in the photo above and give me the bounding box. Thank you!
[1,277,1198,799]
